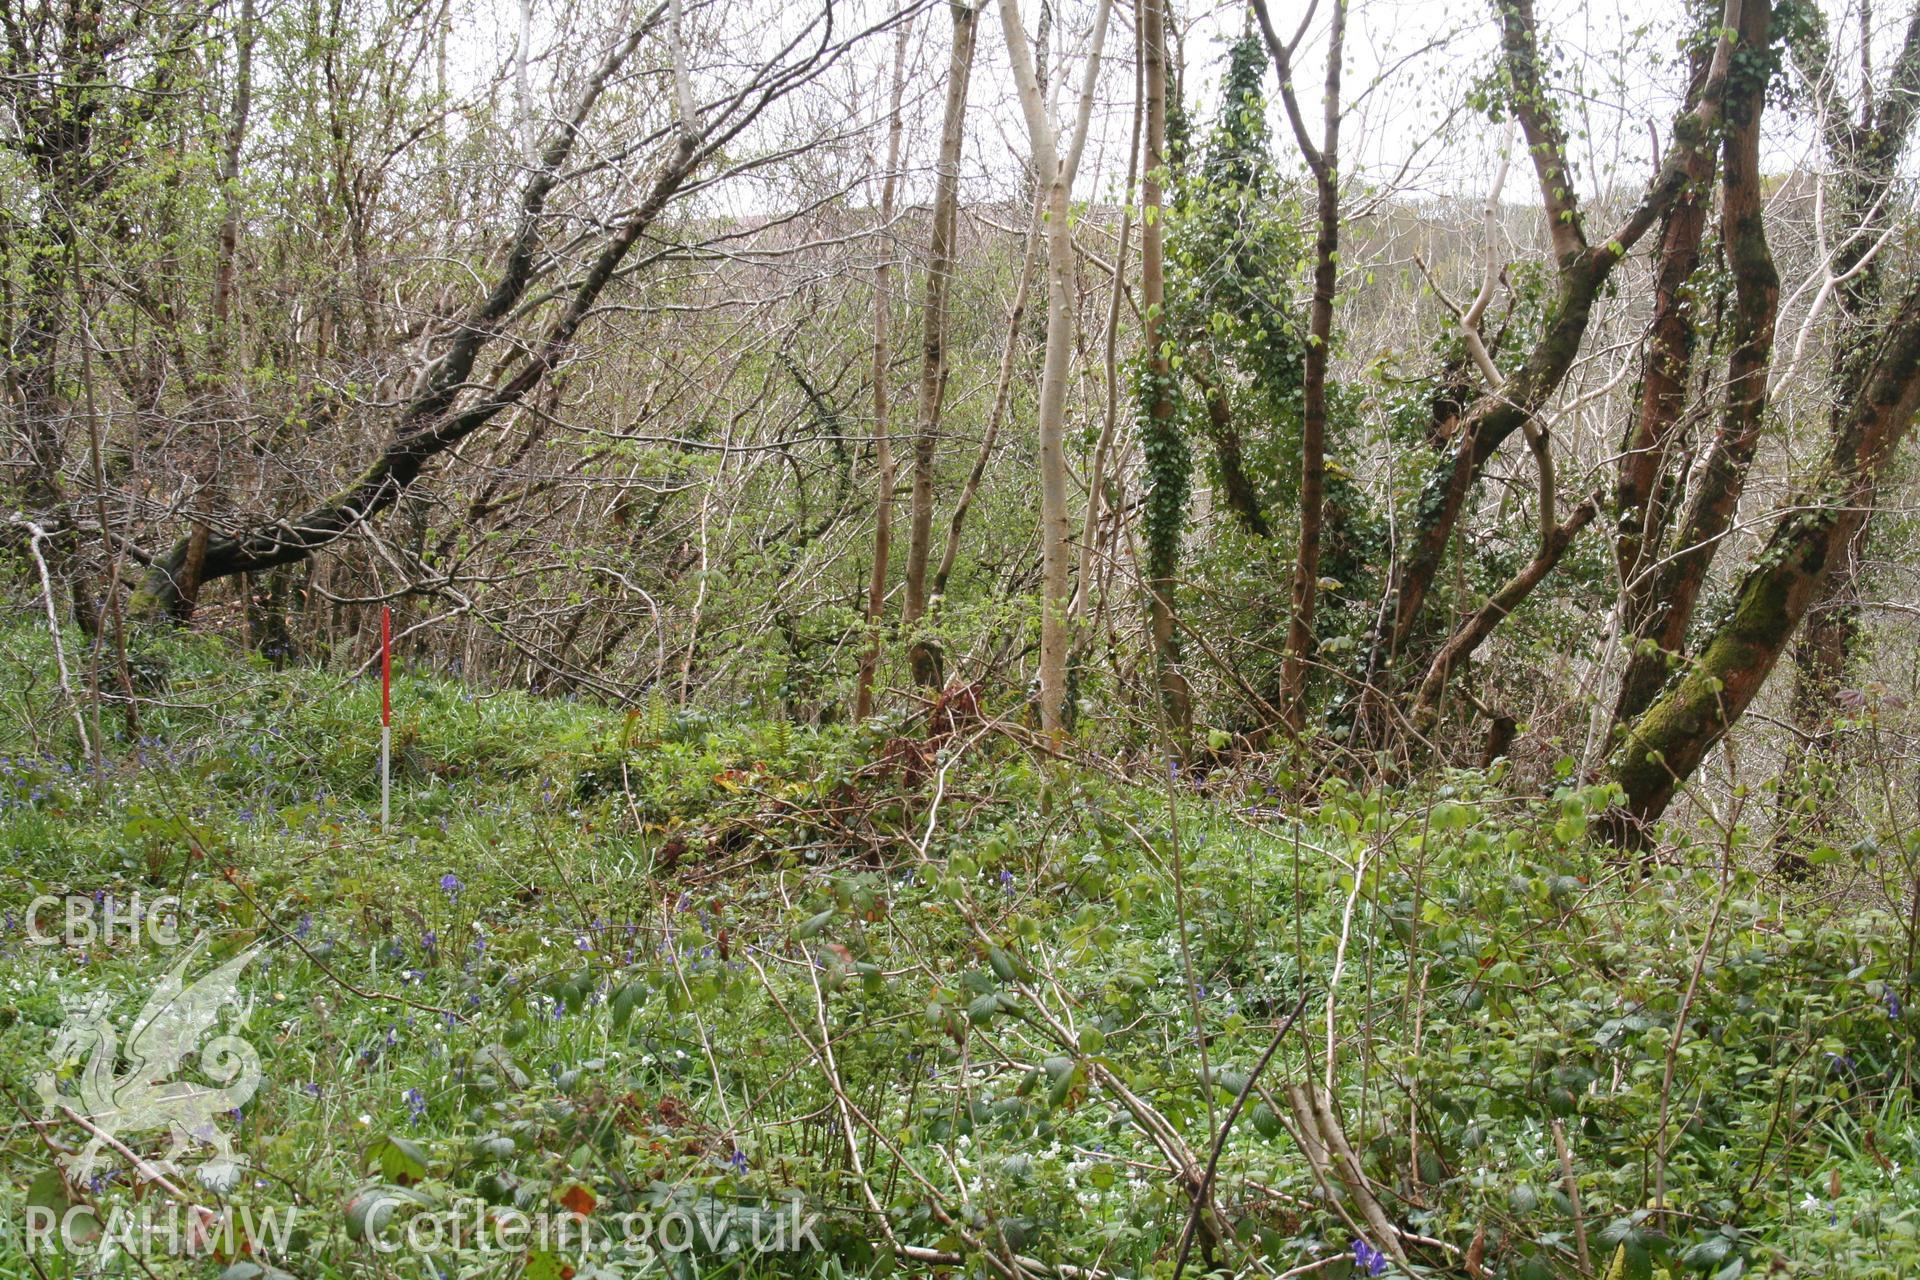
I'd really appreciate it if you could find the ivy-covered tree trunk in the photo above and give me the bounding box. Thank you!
[1137,0,1190,730]
[1187,361,1268,540]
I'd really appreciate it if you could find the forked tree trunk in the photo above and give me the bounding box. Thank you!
[1352,0,1737,738]
[1410,493,1600,735]
[995,0,1111,737]
[1611,0,1779,728]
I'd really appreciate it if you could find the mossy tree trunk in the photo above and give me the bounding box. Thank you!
[1785,5,1920,763]
[1611,267,1920,834]
[1612,38,1717,674]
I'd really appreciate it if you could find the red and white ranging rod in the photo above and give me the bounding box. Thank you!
[380,605,392,834]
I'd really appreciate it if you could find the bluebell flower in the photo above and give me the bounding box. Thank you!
[404,1088,426,1122]
[440,873,463,898]
[727,1149,749,1174]
[1351,1237,1388,1276]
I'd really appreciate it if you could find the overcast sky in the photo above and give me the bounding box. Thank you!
[461,0,1903,220]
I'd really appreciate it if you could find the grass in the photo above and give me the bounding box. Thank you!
[1,621,1918,1278]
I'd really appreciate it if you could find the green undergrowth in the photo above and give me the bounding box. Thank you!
[0,623,1916,1278]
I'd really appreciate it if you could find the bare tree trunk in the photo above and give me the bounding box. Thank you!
[854,20,911,722]
[996,0,1111,737]
[902,0,981,693]
[1252,0,1344,734]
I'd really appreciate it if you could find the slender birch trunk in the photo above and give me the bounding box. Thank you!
[995,0,1111,737]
